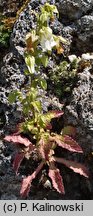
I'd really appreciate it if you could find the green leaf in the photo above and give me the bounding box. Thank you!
[8,90,22,104]
[38,115,46,128]
[29,87,38,101]
[25,55,35,74]
[41,55,49,67]
[31,101,42,112]
[24,69,30,75]
[40,12,49,24]
[23,104,30,115]
[26,121,35,131]
[40,79,47,90]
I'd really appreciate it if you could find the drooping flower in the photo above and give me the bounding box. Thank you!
[39,27,56,52]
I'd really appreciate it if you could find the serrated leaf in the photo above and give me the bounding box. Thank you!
[50,135,83,153]
[49,165,65,194]
[38,111,63,129]
[41,55,49,67]
[20,162,44,197]
[38,115,46,128]
[38,138,46,160]
[38,138,53,161]
[20,175,33,198]
[44,110,64,122]
[64,135,83,152]
[40,12,49,24]
[54,157,89,178]
[62,126,76,138]
[49,110,64,118]
[13,153,25,174]
[40,79,47,90]
[4,135,32,147]
[46,122,52,130]
[31,101,42,112]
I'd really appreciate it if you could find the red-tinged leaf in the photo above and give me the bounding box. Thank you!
[50,135,83,153]
[38,138,53,161]
[20,175,32,198]
[54,156,89,178]
[63,135,83,153]
[49,110,64,118]
[49,165,65,194]
[46,122,52,130]
[13,153,25,174]
[38,139,46,160]
[4,135,32,147]
[62,126,76,138]
[20,162,44,198]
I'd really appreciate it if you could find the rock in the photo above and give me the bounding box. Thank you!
[65,68,93,152]
[57,0,93,21]
[1,194,17,200]
[75,15,93,53]
[0,173,21,199]
[0,52,26,134]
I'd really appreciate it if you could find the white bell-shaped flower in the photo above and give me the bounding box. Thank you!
[40,27,56,52]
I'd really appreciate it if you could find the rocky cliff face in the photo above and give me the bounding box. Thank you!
[0,0,93,199]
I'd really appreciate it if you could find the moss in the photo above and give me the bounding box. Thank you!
[0,13,12,48]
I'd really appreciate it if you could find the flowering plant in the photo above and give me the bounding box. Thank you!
[4,3,89,198]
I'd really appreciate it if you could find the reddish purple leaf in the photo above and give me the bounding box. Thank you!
[13,153,25,174]
[38,139,46,160]
[20,162,44,197]
[50,135,83,153]
[38,138,53,161]
[49,166,65,194]
[54,156,89,178]
[4,135,32,147]
[20,175,33,198]
[49,110,64,118]
[46,122,52,130]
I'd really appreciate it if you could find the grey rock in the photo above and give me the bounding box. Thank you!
[75,15,93,53]
[57,0,93,20]
[1,194,17,200]
[0,173,21,199]
[0,52,26,133]
[65,68,93,152]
